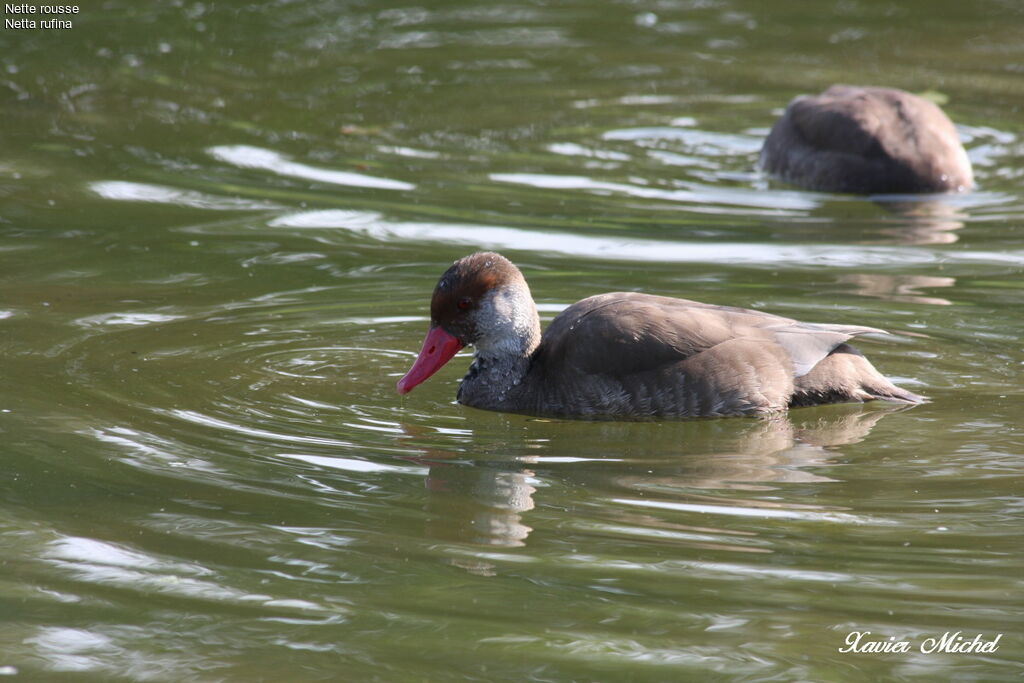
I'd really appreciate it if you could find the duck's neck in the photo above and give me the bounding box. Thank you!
[457,286,541,410]
[457,351,533,410]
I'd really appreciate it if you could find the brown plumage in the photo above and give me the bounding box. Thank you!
[397,252,924,419]
[759,85,973,194]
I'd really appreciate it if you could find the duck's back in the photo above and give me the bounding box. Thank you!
[521,292,902,418]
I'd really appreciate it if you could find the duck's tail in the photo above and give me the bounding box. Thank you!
[857,380,926,405]
[790,343,926,408]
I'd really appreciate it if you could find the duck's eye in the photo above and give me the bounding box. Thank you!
[457,297,472,310]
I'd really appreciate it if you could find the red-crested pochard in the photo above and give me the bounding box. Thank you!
[760,85,973,194]
[396,252,923,419]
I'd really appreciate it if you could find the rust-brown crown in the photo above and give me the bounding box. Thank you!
[429,252,524,338]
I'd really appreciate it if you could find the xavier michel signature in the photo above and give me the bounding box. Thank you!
[839,631,1002,654]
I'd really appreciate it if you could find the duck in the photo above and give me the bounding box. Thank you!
[396,252,923,419]
[759,85,973,194]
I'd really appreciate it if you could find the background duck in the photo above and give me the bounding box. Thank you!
[759,85,973,194]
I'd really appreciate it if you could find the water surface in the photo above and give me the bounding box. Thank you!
[1,0,1022,680]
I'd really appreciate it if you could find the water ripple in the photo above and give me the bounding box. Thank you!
[209,145,415,191]
[268,208,1024,268]
[90,180,281,210]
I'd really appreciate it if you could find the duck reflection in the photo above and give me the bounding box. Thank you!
[835,272,956,306]
[872,196,966,245]
[402,403,910,549]
[835,196,962,304]
[423,459,535,548]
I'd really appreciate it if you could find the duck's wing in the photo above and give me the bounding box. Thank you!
[764,321,887,376]
[537,292,885,380]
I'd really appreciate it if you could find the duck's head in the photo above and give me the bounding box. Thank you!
[397,252,537,395]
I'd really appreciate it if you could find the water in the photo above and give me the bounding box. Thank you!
[2,0,1022,680]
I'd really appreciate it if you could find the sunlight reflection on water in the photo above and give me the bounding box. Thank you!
[267,208,1024,268]
[208,145,416,191]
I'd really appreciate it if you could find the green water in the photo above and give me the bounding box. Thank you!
[2,0,1022,680]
